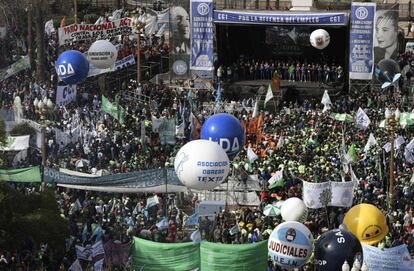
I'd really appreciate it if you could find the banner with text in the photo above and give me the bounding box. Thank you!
[88,54,135,77]
[190,0,214,72]
[349,2,376,80]
[58,18,133,46]
[213,10,347,26]
[0,166,41,183]
[56,84,77,106]
[362,244,414,271]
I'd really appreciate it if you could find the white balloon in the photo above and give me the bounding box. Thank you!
[87,40,118,69]
[310,29,330,50]
[174,140,230,190]
[281,197,308,222]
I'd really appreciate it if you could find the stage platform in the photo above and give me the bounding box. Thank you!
[223,79,344,101]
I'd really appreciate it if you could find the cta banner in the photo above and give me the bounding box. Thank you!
[349,2,376,80]
[58,18,133,46]
[213,10,347,26]
[56,84,77,106]
[362,244,414,271]
[190,0,214,71]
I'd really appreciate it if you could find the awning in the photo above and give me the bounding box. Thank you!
[213,10,348,26]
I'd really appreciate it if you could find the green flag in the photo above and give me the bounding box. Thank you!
[101,95,125,124]
[399,112,414,128]
[347,144,357,163]
[330,113,353,122]
[268,170,284,189]
[0,166,41,183]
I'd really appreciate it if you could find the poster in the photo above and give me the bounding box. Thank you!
[349,2,376,80]
[190,0,214,72]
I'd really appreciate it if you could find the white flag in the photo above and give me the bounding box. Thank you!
[268,170,283,186]
[0,135,30,151]
[321,90,332,112]
[151,115,164,133]
[175,122,185,139]
[265,84,274,105]
[383,136,405,153]
[92,241,104,258]
[364,133,378,153]
[404,138,414,164]
[93,259,104,271]
[355,107,370,130]
[75,244,93,261]
[247,147,259,163]
[252,97,259,118]
[302,181,331,209]
[329,181,356,207]
[190,230,201,244]
[44,19,55,36]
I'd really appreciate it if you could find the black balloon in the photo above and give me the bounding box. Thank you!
[314,229,363,271]
[375,59,401,84]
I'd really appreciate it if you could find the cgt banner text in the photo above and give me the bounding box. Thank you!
[58,17,133,46]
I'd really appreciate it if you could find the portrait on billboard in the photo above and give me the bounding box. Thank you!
[171,6,190,54]
[374,9,399,65]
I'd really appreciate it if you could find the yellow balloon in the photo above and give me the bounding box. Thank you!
[343,203,388,245]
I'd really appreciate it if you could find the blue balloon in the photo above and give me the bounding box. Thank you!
[200,113,244,160]
[55,50,89,85]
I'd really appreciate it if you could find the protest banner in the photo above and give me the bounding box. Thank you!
[56,85,77,106]
[58,18,133,45]
[362,244,414,271]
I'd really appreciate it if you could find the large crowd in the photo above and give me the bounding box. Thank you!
[1,5,414,271]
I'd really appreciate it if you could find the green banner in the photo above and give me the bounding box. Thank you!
[200,241,268,271]
[0,56,31,81]
[101,95,125,124]
[0,166,41,183]
[131,237,200,271]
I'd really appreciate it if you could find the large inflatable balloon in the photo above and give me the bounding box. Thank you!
[56,50,89,85]
[268,221,313,269]
[87,40,118,69]
[314,229,363,271]
[174,139,230,190]
[201,113,244,160]
[343,203,388,245]
[310,29,330,50]
[374,59,401,89]
[281,197,308,222]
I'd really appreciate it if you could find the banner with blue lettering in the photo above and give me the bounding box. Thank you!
[362,244,414,271]
[349,2,376,80]
[213,10,347,26]
[190,0,214,71]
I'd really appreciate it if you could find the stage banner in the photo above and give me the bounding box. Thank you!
[349,2,376,80]
[58,18,133,46]
[190,0,214,72]
[362,244,414,271]
[213,10,347,26]
[56,84,77,106]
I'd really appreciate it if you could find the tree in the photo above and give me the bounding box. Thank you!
[33,0,48,82]
[0,119,6,166]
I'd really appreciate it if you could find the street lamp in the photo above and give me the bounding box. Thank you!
[34,97,54,191]
[385,108,400,211]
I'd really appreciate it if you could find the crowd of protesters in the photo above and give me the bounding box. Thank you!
[2,6,414,271]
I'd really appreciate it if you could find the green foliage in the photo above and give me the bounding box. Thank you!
[83,13,99,24]
[10,122,36,137]
[0,183,68,255]
[0,118,6,167]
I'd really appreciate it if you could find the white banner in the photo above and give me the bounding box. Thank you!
[0,135,30,151]
[58,18,133,45]
[302,181,330,209]
[56,85,77,106]
[87,54,135,77]
[362,244,414,271]
[329,180,356,207]
[302,180,356,209]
